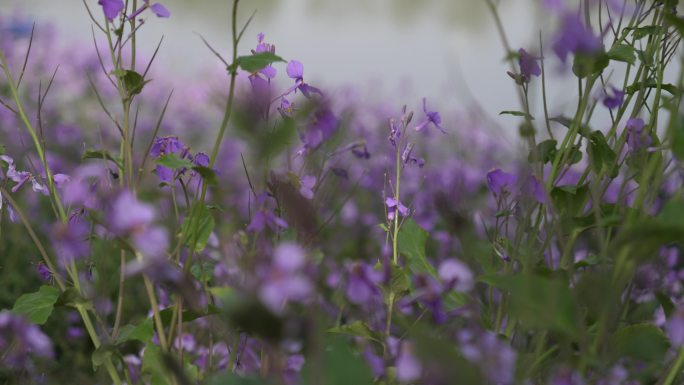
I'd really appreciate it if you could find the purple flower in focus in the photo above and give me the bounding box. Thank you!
[603,86,625,110]
[626,118,652,152]
[386,197,409,221]
[518,48,541,81]
[553,13,602,62]
[98,0,124,21]
[414,98,446,134]
[285,60,323,98]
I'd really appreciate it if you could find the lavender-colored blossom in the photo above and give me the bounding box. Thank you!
[346,263,383,305]
[386,197,409,220]
[0,311,53,368]
[299,109,339,152]
[667,308,684,347]
[438,259,473,292]
[247,193,288,232]
[518,48,541,80]
[37,263,52,282]
[603,86,625,110]
[522,175,547,203]
[396,343,422,383]
[285,60,322,98]
[148,2,170,18]
[626,118,651,152]
[458,330,516,384]
[299,175,316,200]
[486,168,517,196]
[98,0,124,21]
[414,98,446,134]
[553,13,602,62]
[259,242,313,313]
[110,191,155,234]
[50,213,91,267]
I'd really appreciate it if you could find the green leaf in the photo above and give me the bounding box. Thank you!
[180,204,215,253]
[609,323,670,361]
[327,321,384,345]
[587,130,617,175]
[192,166,218,186]
[115,318,154,344]
[91,344,115,370]
[550,184,589,216]
[670,113,684,160]
[12,285,60,325]
[625,80,679,96]
[142,345,173,385]
[233,52,285,73]
[82,149,122,168]
[607,44,636,65]
[112,69,148,97]
[0,144,6,155]
[398,219,433,276]
[612,219,684,263]
[156,153,195,170]
[480,273,579,337]
[499,110,534,120]
[572,51,609,78]
[528,139,557,164]
[190,261,215,283]
[302,336,374,385]
[656,292,675,318]
[627,26,664,40]
[208,374,269,385]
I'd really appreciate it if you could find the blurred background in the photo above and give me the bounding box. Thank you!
[4,0,562,124]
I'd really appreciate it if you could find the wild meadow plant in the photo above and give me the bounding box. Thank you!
[1,0,684,384]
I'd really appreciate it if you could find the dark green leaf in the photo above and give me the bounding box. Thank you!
[480,273,579,336]
[656,292,675,318]
[607,44,636,65]
[181,204,215,253]
[609,324,670,361]
[587,130,617,175]
[302,336,374,385]
[572,51,609,78]
[115,318,154,344]
[499,110,534,120]
[192,166,218,186]
[626,80,679,96]
[670,113,684,160]
[551,184,589,216]
[208,374,269,385]
[156,153,195,170]
[12,285,60,325]
[234,52,285,73]
[91,344,115,370]
[113,69,148,97]
[528,139,557,163]
[142,345,173,385]
[327,321,383,345]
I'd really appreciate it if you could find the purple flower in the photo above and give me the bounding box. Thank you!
[299,109,339,152]
[458,330,517,384]
[247,193,288,232]
[438,259,473,292]
[396,343,422,383]
[255,33,275,54]
[626,117,652,151]
[414,98,446,134]
[401,143,425,168]
[50,213,91,267]
[522,175,548,203]
[386,197,409,220]
[259,243,313,313]
[667,308,684,347]
[98,0,125,21]
[518,48,541,80]
[486,168,517,196]
[193,152,210,168]
[277,98,295,118]
[298,175,316,200]
[603,86,625,110]
[553,13,602,62]
[345,263,383,305]
[110,191,155,234]
[37,263,52,282]
[0,311,53,368]
[285,60,322,98]
[148,2,170,18]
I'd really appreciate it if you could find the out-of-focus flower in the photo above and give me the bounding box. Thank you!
[626,118,652,152]
[438,259,473,292]
[667,307,684,347]
[299,109,339,152]
[109,191,168,258]
[0,311,53,368]
[414,98,446,134]
[50,212,91,267]
[386,197,409,220]
[396,342,422,383]
[258,242,313,313]
[298,175,316,200]
[458,330,516,384]
[345,262,383,305]
[247,193,288,232]
[98,0,125,21]
[553,13,602,62]
[518,48,541,81]
[603,86,625,110]
[486,168,517,197]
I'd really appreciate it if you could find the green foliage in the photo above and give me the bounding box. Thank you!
[12,285,60,324]
[609,324,670,361]
[499,110,534,119]
[302,336,374,385]
[156,153,195,169]
[572,51,609,78]
[480,274,579,337]
[112,69,148,98]
[229,52,285,73]
[587,130,617,175]
[181,204,216,253]
[607,44,636,65]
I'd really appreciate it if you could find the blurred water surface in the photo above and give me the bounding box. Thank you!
[4,0,573,131]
